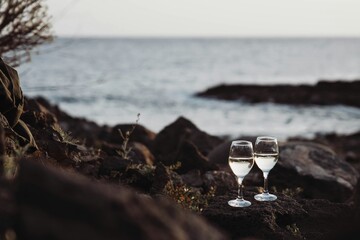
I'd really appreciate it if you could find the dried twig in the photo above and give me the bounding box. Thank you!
[0,0,53,66]
[117,113,140,160]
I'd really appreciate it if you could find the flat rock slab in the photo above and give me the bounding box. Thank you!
[196,80,360,107]
[202,189,355,239]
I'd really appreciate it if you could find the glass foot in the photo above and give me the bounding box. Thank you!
[254,193,277,201]
[228,198,251,207]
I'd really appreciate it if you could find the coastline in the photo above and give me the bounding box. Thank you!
[1,96,359,238]
[20,37,360,140]
[1,1,360,237]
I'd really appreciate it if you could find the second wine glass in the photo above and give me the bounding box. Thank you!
[228,140,254,207]
[254,136,279,201]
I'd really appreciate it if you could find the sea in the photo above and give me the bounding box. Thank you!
[18,38,360,140]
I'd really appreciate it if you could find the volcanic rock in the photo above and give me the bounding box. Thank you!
[272,141,359,202]
[153,117,223,170]
[203,171,237,195]
[202,189,355,239]
[174,140,218,174]
[196,80,360,108]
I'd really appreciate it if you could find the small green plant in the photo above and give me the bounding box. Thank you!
[117,113,140,160]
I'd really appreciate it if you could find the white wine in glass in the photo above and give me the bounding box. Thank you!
[254,136,279,201]
[228,140,254,207]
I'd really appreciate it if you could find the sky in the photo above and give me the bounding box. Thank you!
[47,0,360,37]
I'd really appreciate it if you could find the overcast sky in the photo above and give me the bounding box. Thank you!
[47,0,360,37]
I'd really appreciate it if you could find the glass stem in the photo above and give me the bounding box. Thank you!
[263,172,269,194]
[237,177,244,200]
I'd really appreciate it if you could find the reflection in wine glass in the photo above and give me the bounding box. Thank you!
[254,136,279,201]
[228,140,254,207]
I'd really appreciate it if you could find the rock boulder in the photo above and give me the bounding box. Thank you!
[272,141,359,202]
[153,117,223,172]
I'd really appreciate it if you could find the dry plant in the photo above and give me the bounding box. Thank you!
[164,182,216,212]
[57,127,80,145]
[117,113,140,160]
[3,142,29,179]
[0,0,53,66]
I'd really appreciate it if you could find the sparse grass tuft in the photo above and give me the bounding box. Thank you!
[126,163,155,176]
[286,223,303,238]
[3,142,29,179]
[281,187,303,197]
[57,127,80,144]
[117,113,140,160]
[168,161,181,171]
[165,181,216,212]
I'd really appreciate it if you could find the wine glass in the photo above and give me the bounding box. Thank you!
[254,136,279,201]
[228,140,254,207]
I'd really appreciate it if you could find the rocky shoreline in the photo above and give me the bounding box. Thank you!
[196,80,360,108]
[0,96,359,239]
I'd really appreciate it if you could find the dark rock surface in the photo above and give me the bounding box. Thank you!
[174,140,218,174]
[25,97,156,152]
[273,141,358,202]
[153,116,223,170]
[203,171,237,195]
[202,189,356,240]
[196,80,360,107]
[290,131,360,173]
[25,97,108,147]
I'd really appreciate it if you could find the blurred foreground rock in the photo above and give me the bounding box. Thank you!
[0,160,226,240]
